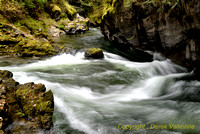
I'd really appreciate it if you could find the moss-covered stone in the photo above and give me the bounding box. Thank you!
[0,70,13,79]
[49,4,62,20]
[64,2,77,18]
[84,48,104,59]
[13,38,55,57]
[0,70,54,133]
[0,0,26,22]
[0,22,59,57]
[57,16,89,34]
[17,17,47,34]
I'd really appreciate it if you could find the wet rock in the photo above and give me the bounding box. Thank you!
[84,48,104,59]
[0,70,13,79]
[0,117,3,129]
[0,70,54,133]
[48,26,65,37]
[57,14,89,35]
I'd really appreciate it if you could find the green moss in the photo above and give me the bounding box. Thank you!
[64,2,77,17]
[15,83,53,118]
[34,31,54,42]
[50,4,61,13]
[86,48,102,54]
[15,110,26,118]
[85,48,104,59]
[0,35,21,43]
[58,18,70,26]
[36,101,53,114]
[0,0,26,22]
[14,38,56,57]
[17,17,47,33]
[58,24,65,30]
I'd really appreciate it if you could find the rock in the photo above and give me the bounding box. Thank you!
[57,14,89,35]
[49,4,62,20]
[0,117,3,129]
[64,2,77,20]
[0,70,54,133]
[100,1,200,68]
[0,70,13,79]
[48,26,65,37]
[84,48,104,59]
[0,23,58,57]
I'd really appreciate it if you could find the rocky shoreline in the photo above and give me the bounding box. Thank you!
[0,70,54,133]
[0,0,89,58]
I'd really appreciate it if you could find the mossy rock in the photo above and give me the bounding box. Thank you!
[15,38,56,57]
[49,4,62,20]
[64,2,77,19]
[0,0,26,22]
[84,48,104,59]
[0,70,13,79]
[15,82,54,129]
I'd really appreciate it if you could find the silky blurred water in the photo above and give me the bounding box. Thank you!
[1,28,200,134]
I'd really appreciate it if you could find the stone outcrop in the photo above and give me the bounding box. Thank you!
[100,0,200,69]
[56,14,89,35]
[84,48,104,59]
[0,70,54,133]
[0,22,57,57]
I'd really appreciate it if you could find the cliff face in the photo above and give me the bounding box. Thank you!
[100,0,200,69]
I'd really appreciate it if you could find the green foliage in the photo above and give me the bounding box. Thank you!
[15,110,26,117]
[21,0,49,17]
[17,17,47,33]
[58,24,65,30]
[74,0,189,23]
[64,2,77,17]
[23,0,48,9]
[0,0,26,21]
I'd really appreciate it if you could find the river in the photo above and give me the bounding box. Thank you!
[1,28,200,134]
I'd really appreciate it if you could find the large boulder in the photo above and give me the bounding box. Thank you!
[100,0,200,69]
[0,70,54,133]
[57,14,89,35]
[84,48,104,59]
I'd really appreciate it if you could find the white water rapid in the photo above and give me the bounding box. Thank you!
[1,28,200,134]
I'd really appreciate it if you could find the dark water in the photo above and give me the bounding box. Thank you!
[1,28,200,134]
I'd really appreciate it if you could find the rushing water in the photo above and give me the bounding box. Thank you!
[1,28,200,134]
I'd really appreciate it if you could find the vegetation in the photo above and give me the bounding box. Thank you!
[0,0,79,57]
[68,0,189,24]
[0,0,191,57]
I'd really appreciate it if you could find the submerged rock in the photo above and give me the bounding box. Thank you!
[0,70,54,133]
[84,48,104,59]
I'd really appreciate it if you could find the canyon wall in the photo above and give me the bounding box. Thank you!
[100,0,200,69]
